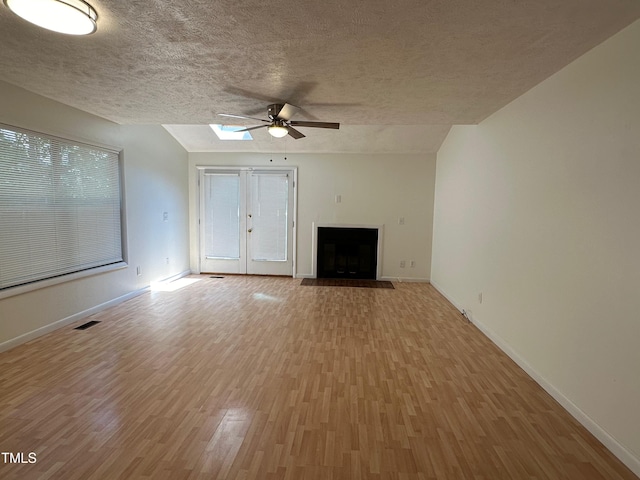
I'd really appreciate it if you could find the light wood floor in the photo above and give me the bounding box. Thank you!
[0,275,636,480]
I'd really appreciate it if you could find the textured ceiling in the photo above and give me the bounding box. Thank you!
[1,0,639,152]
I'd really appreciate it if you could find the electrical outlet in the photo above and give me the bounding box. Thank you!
[166,257,170,265]
[398,217,405,225]
[163,211,168,222]
[400,260,406,268]
[410,260,416,268]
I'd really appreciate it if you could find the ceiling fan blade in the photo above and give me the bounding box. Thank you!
[218,113,270,123]
[235,125,269,132]
[276,103,299,121]
[286,126,306,139]
[289,121,340,129]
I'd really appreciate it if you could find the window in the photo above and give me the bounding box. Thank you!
[209,124,253,140]
[0,124,124,292]
[203,172,241,259]
[249,172,288,261]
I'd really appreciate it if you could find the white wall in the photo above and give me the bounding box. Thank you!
[0,81,190,350]
[189,152,436,281]
[431,20,640,474]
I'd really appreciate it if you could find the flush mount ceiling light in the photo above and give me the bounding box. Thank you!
[267,124,289,138]
[4,0,98,35]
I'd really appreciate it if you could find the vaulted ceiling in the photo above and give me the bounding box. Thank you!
[1,0,638,153]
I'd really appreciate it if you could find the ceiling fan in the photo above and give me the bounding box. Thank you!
[218,103,339,140]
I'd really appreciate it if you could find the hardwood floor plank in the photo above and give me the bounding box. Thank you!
[0,275,637,479]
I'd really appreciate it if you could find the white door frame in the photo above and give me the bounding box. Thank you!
[196,165,297,277]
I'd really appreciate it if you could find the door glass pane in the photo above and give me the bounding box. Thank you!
[204,173,240,259]
[250,173,288,261]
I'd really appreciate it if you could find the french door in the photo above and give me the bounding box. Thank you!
[199,168,295,276]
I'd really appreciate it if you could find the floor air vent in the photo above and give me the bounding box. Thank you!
[74,320,101,330]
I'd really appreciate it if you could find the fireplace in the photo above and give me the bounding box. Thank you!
[316,226,380,279]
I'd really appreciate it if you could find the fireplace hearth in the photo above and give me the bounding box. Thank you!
[316,226,378,279]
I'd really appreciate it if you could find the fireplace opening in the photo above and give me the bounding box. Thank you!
[317,227,378,279]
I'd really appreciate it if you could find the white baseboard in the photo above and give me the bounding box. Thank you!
[380,276,430,283]
[0,287,149,354]
[0,270,193,354]
[429,280,463,308]
[151,269,193,285]
[430,282,640,478]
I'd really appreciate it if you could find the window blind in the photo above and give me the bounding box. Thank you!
[0,124,123,291]
[249,172,288,261]
[203,173,240,259]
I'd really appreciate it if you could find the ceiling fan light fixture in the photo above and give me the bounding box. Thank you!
[4,0,98,35]
[268,125,289,138]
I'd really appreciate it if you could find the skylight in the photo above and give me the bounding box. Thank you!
[210,124,253,140]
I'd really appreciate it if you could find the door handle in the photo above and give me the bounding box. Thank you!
[248,228,253,233]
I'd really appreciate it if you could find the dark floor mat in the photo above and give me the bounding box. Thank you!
[300,278,394,289]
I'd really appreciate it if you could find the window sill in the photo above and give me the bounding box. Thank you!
[0,262,128,300]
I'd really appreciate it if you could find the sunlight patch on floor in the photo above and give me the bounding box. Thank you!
[150,277,201,292]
